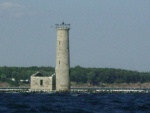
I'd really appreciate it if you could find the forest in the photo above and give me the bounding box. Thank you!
[0,66,150,86]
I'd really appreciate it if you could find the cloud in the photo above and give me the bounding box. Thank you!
[0,2,22,10]
[0,2,25,17]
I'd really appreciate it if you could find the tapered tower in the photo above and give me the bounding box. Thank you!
[55,22,70,91]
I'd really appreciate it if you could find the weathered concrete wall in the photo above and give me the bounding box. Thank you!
[55,24,70,91]
[30,76,53,91]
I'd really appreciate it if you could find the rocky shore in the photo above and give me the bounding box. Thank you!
[1,82,150,89]
[71,82,150,89]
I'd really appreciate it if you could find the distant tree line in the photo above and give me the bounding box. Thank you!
[0,66,150,86]
[70,66,150,86]
[0,66,54,86]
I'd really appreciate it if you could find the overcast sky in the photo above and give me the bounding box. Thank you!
[0,0,150,72]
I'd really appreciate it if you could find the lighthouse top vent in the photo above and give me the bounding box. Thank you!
[55,22,70,30]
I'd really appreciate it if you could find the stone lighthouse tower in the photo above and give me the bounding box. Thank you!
[55,22,70,91]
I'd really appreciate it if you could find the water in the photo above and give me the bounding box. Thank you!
[0,93,150,113]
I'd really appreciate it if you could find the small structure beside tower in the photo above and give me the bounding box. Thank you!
[30,22,70,92]
[30,72,55,91]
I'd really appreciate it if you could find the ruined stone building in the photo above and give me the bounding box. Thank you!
[30,72,55,91]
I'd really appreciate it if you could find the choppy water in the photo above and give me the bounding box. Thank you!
[0,93,150,113]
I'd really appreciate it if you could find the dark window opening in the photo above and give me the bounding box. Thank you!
[40,80,43,86]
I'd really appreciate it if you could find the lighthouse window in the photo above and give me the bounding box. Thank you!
[59,60,60,67]
[59,41,60,45]
[40,80,43,86]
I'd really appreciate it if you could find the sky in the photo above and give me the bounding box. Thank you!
[0,0,150,72]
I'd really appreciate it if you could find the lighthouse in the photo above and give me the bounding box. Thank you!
[55,22,70,91]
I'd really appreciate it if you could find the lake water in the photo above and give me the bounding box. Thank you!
[0,93,150,113]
